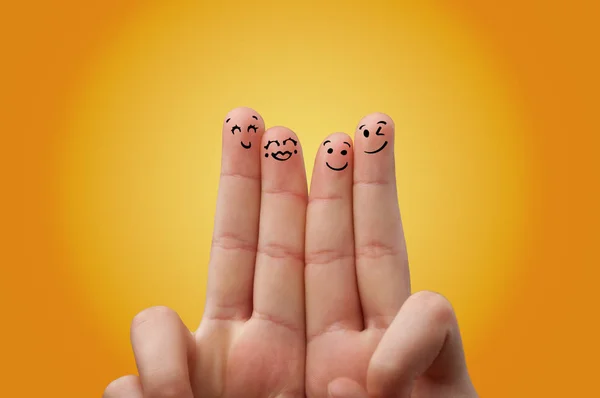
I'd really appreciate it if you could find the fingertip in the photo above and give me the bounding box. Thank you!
[320,132,354,153]
[316,132,354,175]
[356,112,395,132]
[224,106,265,128]
[222,107,265,144]
[354,113,395,153]
[261,126,303,161]
[220,107,264,175]
[353,112,397,181]
[323,131,353,142]
[263,125,298,140]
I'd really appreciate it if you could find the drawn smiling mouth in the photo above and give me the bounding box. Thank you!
[241,141,251,149]
[364,141,388,154]
[326,162,348,171]
[271,151,293,161]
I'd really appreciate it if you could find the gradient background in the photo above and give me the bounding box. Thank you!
[2,1,599,397]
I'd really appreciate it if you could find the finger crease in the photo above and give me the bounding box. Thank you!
[257,242,304,263]
[262,188,308,204]
[204,302,252,323]
[308,195,344,204]
[220,171,261,182]
[307,321,352,342]
[212,233,257,254]
[355,240,398,260]
[353,179,390,186]
[305,249,354,266]
[252,310,303,336]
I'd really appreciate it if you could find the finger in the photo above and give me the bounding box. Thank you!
[204,107,265,322]
[367,291,471,397]
[131,306,195,398]
[305,133,362,341]
[328,378,368,398]
[103,375,143,398]
[253,126,307,334]
[353,112,410,329]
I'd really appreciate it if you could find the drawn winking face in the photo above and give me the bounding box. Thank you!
[226,114,260,149]
[359,120,389,154]
[264,137,298,161]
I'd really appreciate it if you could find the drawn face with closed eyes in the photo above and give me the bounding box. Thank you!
[227,115,259,149]
[264,137,298,161]
[224,108,264,150]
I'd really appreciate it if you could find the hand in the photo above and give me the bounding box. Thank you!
[304,113,478,397]
[104,107,310,398]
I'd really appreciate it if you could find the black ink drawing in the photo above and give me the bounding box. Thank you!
[226,115,259,149]
[359,120,388,154]
[264,137,298,161]
[323,140,350,171]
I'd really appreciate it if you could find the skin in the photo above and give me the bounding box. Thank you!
[104,109,478,398]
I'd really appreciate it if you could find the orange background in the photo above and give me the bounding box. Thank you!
[2,1,599,397]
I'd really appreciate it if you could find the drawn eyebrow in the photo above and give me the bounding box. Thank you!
[343,141,351,147]
[226,118,231,123]
[359,124,365,130]
[264,140,280,149]
[377,120,387,125]
[252,115,258,120]
[283,137,297,146]
[323,140,331,146]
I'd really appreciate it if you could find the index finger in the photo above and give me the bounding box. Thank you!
[203,107,265,323]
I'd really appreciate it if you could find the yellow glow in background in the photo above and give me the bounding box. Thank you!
[2,1,599,397]
[63,0,526,348]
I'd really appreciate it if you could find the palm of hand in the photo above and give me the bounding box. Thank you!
[193,319,304,397]
[307,329,382,393]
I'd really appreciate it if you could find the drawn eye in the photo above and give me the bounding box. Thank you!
[375,126,384,136]
[327,148,333,154]
[264,140,280,150]
[248,125,258,133]
[341,149,347,156]
[231,125,241,134]
[282,137,298,146]
[363,129,370,138]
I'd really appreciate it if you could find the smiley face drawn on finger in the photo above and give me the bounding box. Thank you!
[226,114,260,149]
[359,120,388,154]
[323,140,351,171]
[264,137,298,161]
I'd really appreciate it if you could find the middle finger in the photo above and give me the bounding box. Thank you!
[252,126,308,334]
